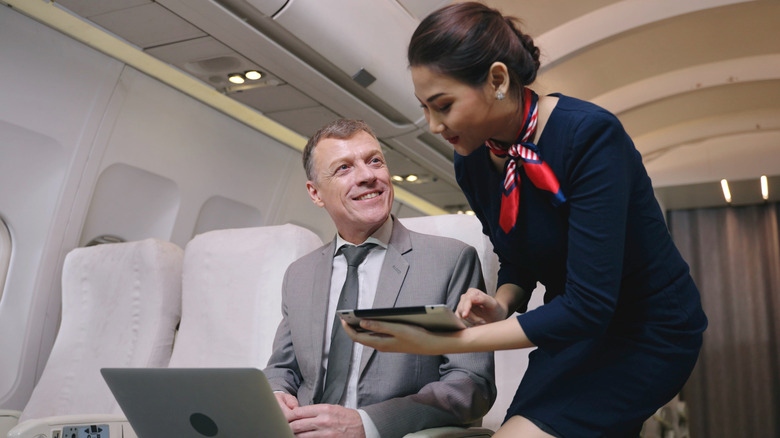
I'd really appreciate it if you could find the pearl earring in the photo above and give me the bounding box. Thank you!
[496,91,506,101]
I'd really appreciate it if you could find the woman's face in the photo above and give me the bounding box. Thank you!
[412,65,507,156]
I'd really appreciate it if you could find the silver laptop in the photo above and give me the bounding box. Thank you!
[101,367,294,438]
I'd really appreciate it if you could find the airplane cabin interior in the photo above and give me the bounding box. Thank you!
[1,1,779,437]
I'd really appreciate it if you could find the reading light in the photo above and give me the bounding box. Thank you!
[244,70,263,80]
[721,179,732,203]
[761,175,769,200]
[228,73,245,84]
[391,175,403,182]
[405,175,418,182]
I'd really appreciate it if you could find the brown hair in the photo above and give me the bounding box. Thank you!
[302,119,378,181]
[408,2,540,100]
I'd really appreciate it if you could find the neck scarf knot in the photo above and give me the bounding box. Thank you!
[485,88,566,233]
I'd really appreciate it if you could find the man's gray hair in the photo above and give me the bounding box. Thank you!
[302,119,379,181]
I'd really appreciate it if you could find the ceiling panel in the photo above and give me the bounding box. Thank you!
[146,36,281,92]
[645,130,780,187]
[47,0,780,212]
[536,2,780,101]
[231,85,320,114]
[264,106,341,139]
[381,148,428,178]
[475,0,623,36]
[54,0,151,18]
[618,80,780,138]
[89,3,206,49]
[397,0,452,20]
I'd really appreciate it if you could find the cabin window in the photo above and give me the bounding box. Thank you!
[0,217,10,302]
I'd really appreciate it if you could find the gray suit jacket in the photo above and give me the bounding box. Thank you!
[264,218,496,438]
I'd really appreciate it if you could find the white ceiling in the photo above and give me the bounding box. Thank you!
[51,0,780,211]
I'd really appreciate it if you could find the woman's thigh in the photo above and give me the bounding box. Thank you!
[494,416,557,438]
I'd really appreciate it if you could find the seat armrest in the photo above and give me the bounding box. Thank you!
[404,426,494,437]
[1,410,21,438]
[7,414,133,438]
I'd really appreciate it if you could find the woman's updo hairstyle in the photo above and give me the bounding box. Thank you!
[408,2,540,100]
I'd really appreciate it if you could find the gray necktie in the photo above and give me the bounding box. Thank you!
[320,243,375,405]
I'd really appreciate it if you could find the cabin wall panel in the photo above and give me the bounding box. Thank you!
[79,163,181,246]
[0,5,330,412]
[193,195,264,236]
[0,6,125,409]
[86,67,311,247]
[269,153,337,242]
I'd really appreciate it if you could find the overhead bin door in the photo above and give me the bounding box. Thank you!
[243,0,289,16]
[270,0,422,122]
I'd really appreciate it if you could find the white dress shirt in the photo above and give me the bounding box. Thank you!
[322,216,393,438]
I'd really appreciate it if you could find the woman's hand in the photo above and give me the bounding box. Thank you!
[457,288,508,325]
[342,314,536,354]
[340,319,459,355]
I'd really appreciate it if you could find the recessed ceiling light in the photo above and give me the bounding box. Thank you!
[405,175,418,182]
[391,175,403,182]
[244,70,263,80]
[761,175,769,200]
[721,179,732,203]
[228,73,245,84]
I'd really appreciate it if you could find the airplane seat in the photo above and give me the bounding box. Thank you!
[399,214,497,437]
[7,238,183,438]
[399,214,499,295]
[166,224,323,368]
[0,411,20,438]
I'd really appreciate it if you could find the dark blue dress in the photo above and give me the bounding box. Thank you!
[455,94,707,437]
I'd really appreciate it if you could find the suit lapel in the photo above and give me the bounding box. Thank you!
[310,240,335,402]
[359,219,412,374]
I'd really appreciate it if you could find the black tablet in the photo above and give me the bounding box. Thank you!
[337,304,467,332]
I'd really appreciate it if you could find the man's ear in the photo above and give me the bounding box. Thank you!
[306,180,325,207]
[488,62,510,96]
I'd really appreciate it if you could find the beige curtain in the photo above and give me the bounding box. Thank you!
[668,204,780,438]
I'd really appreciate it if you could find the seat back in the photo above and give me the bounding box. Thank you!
[168,224,323,368]
[400,214,499,295]
[401,214,542,432]
[19,239,183,422]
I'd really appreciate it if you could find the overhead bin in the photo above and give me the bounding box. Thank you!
[241,0,289,17]
[268,0,423,123]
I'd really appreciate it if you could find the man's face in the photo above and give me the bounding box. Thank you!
[306,131,394,243]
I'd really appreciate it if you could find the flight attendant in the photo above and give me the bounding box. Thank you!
[345,3,707,437]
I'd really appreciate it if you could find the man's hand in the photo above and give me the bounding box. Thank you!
[287,404,365,438]
[274,392,300,420]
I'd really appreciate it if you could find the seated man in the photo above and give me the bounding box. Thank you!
[264,119,496,438]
